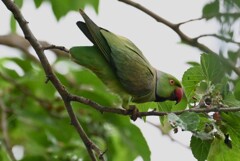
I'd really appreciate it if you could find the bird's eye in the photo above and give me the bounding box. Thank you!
[169,79,175,85]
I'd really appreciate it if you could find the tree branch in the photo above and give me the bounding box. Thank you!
[43,44,70,53]
[0,34,69,64]
[1,1,103,160]
[194,34,240,46]
[118,0,240,76]
[178,12,240,26]
[71,93,240,117]
[0,34,40,64]
[177,17,205,26]
[0,99,17,161]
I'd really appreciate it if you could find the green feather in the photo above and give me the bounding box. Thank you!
[100,30,155,98]
[70,46,131,106]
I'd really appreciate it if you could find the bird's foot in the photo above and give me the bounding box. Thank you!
[128,105,140,121]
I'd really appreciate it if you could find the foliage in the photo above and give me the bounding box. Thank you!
[181,53,240,161]
[14,0,99,20]
[1,0,240,161]
[0,56,150,161]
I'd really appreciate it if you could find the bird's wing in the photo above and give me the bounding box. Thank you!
[100,30,155,97]
[70,46,130,100]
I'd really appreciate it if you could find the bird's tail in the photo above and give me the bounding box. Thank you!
[77,9,111,61]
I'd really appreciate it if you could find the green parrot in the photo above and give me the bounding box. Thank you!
[70,10,183,107]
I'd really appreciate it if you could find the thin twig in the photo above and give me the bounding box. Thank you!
[70,95,128,115]
[1,0,104,160]
[0,34,69,62]
[0,99,17,161]
[177,17,205,26]
[178,12,240,26]
[0,34,40,64]
[43,44,70,53]
[147,121,190,149]
[118,0,240,76]
[119,0,176,29]
[195,34,240,45]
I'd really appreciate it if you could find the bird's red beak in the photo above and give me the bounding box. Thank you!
[175,87,183,103]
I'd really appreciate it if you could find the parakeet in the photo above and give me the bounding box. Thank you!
[70,10,183,107]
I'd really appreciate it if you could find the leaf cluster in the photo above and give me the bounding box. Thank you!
[167,53,240,161]
[0,54,150,161]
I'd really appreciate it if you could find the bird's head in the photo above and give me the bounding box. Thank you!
[155,71,183,104]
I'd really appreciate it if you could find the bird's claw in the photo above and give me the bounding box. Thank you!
[128,105,140,121]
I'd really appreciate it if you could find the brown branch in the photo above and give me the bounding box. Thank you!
[178,12,240,26]
[0,99,17,161]
[177,17,205,26]
[0,34,69,63]
[71,93,240,117]
[118,0,240,76]
[2,65,239,118]
[43,44,70,53]
[1,1,104,161]
[139,106,240,117]
[70,95,129,115]
[195,34,240,45]
[119,0,176,29]
[0,34,40,64]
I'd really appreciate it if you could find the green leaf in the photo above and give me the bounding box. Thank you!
[74,0,99,14]
[228,50,239,64]
[202,0,219,18]
[207,138,240,161]
[50,0,99,20]
[158,101,175,125]
[179,112,200,131]
[10,15,17,33]
[1,66,20,79]
[14,0,23,8]
[182,66,205,101]
[200,53,224,84]
[168,112,200,131]
[50,0,70,20]
[190,136,212,161]
[107,128,133,161]
[223,93,240,107]
[123,124,150,161]
[158,101,175,112]
[0,147,12,161]
[137,102,158,121]
[168,113,186,129]
[234,80,240,101]
[105,115,151,161]
[221,113,240,149]
[6,57,33,73]
[34,0,44,8]
[172,94,188,111]
[157,98,187,125]
[19,70,56,100]
[186,61,200,67]
[21,155,47,161]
